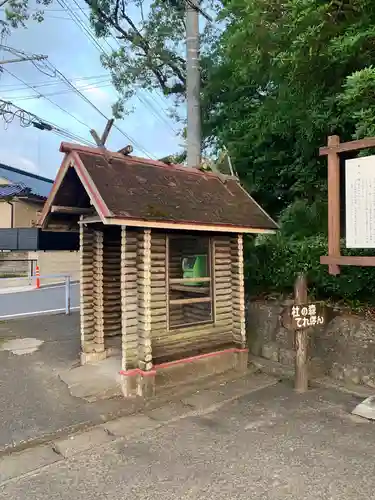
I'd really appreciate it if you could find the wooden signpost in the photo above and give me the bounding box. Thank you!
[282,275,326,393]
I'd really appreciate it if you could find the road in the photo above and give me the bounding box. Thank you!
[0,283,80,319]
[0,383,373,499]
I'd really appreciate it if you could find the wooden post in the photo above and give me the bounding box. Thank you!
[327,135,341,275]
[294,274,308,392]
[231,234,246,348]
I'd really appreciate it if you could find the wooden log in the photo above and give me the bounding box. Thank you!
[137,229,153,368]
[294,274,309,393]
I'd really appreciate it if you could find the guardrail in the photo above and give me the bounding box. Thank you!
[0,274,73,315]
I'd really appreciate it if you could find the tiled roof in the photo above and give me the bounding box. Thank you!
[60,143,278,231]
[0,182,30,198]
[0,164,53,200]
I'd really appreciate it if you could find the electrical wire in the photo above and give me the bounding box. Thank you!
[3,81,112,100]
[0,73,109,90]
[2,67,92,130]
[57,0,178,137]
[0,99,96,146]
[56,0,109,55]
[0,43,156,158]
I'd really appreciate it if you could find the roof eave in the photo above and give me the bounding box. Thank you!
[100,216,277,234]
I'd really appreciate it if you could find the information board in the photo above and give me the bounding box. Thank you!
[345,155,375,248]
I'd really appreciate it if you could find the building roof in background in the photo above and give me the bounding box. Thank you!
[41,143,278,233]
[0,164,53,200]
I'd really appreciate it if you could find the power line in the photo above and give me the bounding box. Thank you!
[0,99,96,146]
[68,0,116,54]
[57,0,178,137]
[3,81,112,100]
[0,7,90,11]
[0,73,109,90]
[2,67,92,130]
[56,0,109,55]
[46,59,155,158]
[0,43,156,158]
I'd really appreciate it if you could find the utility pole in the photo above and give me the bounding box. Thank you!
[186,0,201,168]
[0,55,48,65]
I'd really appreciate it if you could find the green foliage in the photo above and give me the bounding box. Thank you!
[246,233,375,305]
[202,0,375,217]
[278,200,328,240]
[1,0,52,32]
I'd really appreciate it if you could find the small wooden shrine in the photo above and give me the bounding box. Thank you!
[40,143,277,396]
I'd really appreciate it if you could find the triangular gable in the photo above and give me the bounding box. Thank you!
[39,151,112,229]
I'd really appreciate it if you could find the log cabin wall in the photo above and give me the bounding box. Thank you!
[80,224,95,355]
[121,226,139,369]
[101,227,121,346]
[92,229,105,353]
[213,235,234,329]
[231,234,246,347]
[80,226,246,368]
[149,231,168,354]
[137,229,153,371]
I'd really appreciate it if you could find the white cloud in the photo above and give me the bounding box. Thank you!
[82,84,113,106]
[0,150,39,174]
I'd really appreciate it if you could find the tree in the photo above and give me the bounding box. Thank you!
[202,0,375,216]
[1,0,221,121]
[0,0,52,32]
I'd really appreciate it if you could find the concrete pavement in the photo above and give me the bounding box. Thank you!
[0,312,278,454]
[0,313,125,452]
[0,283,79,319]
[0,383,373,499]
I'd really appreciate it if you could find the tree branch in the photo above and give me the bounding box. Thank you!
[85,0,186,95]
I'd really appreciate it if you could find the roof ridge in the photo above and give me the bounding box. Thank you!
[59,142,220,179]
[0,163,53,183]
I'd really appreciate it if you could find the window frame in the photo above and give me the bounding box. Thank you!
[166,234,215,330]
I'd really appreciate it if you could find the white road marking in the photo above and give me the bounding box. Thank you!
[34,282,80,291]
[0,306,80,320]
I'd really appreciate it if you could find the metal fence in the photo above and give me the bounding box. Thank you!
[0,274,79,320]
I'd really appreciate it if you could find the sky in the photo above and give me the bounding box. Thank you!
[0,0,183,180]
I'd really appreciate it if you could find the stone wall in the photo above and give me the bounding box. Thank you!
[0,251,30,276]
[246,300,375,388]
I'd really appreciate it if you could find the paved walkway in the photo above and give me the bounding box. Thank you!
[0,313,275,454]
[0,383,372,499]
[0,314,126,452]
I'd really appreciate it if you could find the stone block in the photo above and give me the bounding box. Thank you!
[120,374,138,398]
[137,373,156,398]
[247,301,281,355]
[80,350,107,365]
[53,428,113,458]
[0,445,61,483]
[278,347,295,367]
[309,357,326,378]
[330,362,344,381]
[234,350,249,372]
[343,366,361,385]
[275,327,294,349]
[362,374,375,389]
[262,342,279,362]
[146,401,189,422]
[103,415,157,437]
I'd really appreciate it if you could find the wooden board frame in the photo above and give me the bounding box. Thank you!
[320,135,375,275]
[166,233,215,330]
